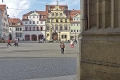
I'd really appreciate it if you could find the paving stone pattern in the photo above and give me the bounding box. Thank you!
[0,58,76,80]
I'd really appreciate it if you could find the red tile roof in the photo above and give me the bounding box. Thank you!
[0,4,6,16]
[69,9,80,22]
[22,11,46,20]
[8,18,23,26]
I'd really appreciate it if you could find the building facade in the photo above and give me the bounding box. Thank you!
[70,10,80,40]
[45,2,70,42]
[0,4,9,40]
[22,11,46,41]
[8,18,23,40]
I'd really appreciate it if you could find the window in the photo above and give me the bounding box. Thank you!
[37,16,39,18]
[60,25,62,31]
[46,25,49,30]
[25,27,27,31]
[74,30,76,32]
[29,16,31,18]
[20,33,22,37]
[41,21,43,24]
[47,34,49,36]
[52,13,54,16]
[29,27,31,31]
[61,35,67,39]
[77,24,78,26]
[71,30,73,32]
[55,25,58,30]
[60,13,62,16]
[33,27,35,31]
[25,21,27,24]
[33,16,35,18]
[29,21,31,24]
[33,21,35,24]
[37,21,39,24]
[56,19,58,22]
[65,19,67,22]
[41,27,43,31]
[52,19,54,22]
[16,27,19,31]
[77,30,79,32]
[20,28,22,31]
[37,27,39,31]
[10,28,11,31]
[56,13,58,16]
[64,25,67,30]
[15,33,18,37]
[60,19,62,22]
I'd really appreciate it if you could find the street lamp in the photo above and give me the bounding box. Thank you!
[59,31,60,42]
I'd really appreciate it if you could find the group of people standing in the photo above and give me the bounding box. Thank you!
[7,38,19,47]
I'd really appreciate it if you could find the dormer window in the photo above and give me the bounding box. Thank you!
[18,22,20,25]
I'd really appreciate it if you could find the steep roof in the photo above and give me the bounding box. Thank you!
[8,18,23,26]
[0,4,6,16]
[23,11,46,16]
[69,9,80,22]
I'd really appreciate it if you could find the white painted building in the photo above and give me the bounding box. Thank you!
[8,18,23,40]
[69,10,80,40]
[22,11,46,41]
[0,4,9,40]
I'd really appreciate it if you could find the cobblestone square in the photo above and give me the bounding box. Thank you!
[0,43,79,80]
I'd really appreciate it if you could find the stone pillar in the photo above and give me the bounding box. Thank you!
[102,0,106,29]
[97,0,99,29]
[111,0,114,28]
[80,0,87,31]
[80,0,120,80]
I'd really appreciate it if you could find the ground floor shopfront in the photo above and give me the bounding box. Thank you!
[46,31,70,42]
[23,31,45,41]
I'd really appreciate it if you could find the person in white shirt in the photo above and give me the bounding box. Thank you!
[70,39,75,48]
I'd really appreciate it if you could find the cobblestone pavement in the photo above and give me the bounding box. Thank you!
[0,43,79,80]
[0,58,76,80]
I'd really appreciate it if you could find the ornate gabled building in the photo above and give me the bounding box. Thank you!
[69,9,80,40]
[8,18,23,40]
[45,1,70,42]
[22,11,46,41]
[0,4,9,40]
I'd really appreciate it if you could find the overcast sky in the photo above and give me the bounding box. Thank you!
[0,0,80,18]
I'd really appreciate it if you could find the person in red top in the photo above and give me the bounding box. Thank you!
[7,39,11,47]
[60,42,65,54]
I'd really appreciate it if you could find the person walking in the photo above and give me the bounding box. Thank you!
[7,39,11,47]
[70,39,74,48]
[14,38,18,46]
[60,42,65,54]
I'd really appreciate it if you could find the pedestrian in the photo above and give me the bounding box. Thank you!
[60,42,65,54]
[70,39,74,48]
[14,38,18,46]
[7,39,11,47]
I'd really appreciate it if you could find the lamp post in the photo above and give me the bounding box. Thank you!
[75,29,76,40]
[59,31,60,42]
